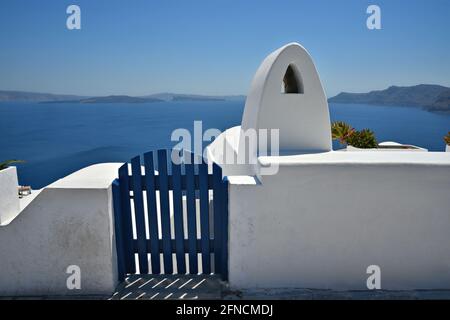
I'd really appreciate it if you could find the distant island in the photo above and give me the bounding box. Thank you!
[0,90,245,104]
[0,90,88,102]
[173,96,224,102]
[50,95,164,104]
[4,85,449,111]
[328,84,450,112]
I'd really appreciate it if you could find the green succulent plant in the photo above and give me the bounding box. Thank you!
[0,159,25,170]
[331,121,378,149]
[445,132,450,146]
[331,121,355,145]
[346,129,378,148]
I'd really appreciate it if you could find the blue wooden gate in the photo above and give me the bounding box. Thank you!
[112,149,228,281]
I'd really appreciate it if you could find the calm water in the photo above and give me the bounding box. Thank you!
[1,101,449,188]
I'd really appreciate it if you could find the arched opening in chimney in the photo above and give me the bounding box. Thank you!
[282,64,304,94]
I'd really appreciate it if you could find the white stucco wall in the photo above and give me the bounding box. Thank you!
[0,163,122,296]
[209,42,450,290]
[0,167,20,225]
[228,152,450,290]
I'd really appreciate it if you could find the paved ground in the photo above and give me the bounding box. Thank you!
[111,275,450,300]
[2,275,450,300]
[223,288,450,300]
[110,274,224,300]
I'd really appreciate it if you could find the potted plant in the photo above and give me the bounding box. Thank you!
[346,129,378,149]
[331,121,355,145]
[0,160,24,171]
[331,121,377,149]
[445,132,450,152]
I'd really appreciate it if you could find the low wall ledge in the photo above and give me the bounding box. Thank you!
[258,151,450,167]
[49,163,123,189]
[227,175,261,186]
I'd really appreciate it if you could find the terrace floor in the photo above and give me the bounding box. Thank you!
[110,274,224,300]
[2,275,450,300]
[110,274,450,300]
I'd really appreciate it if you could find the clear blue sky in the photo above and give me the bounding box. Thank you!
[0,0,449,97]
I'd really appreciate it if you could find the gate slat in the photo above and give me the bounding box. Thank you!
[199,159,211,274]
[143,151,161,274]
[212,163,223,274]
[157,150,173,274]
[131,156,149,274]
[172,161,186,274]
[118,164,135,274]
[186,153,198,274]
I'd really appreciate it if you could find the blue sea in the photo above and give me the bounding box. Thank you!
[1,101,449,189]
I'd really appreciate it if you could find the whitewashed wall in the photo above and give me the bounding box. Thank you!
[0,163,121,296]
[0,167,20,225]
[228,152,450,290]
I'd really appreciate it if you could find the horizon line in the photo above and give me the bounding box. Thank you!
[1,81,449,100]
